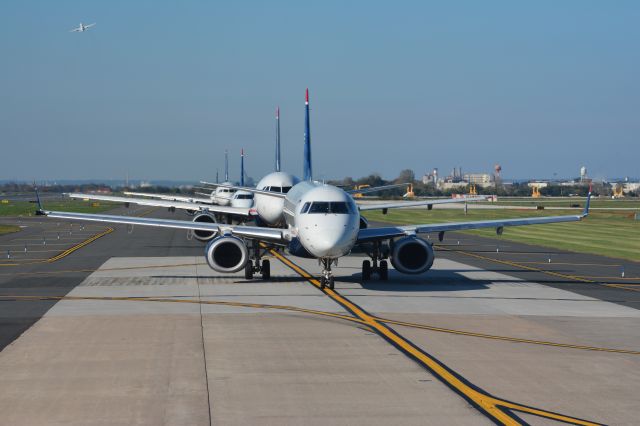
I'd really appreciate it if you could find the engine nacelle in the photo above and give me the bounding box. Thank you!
[205,235,249,273]
[390,237,435,275]
[192,212,218,242]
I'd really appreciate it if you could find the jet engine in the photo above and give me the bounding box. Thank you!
[389,237,434,274]
[205,235,249,273]
[192,212,218,242]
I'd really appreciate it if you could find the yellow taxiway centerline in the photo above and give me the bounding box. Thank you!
[266,246,602,426]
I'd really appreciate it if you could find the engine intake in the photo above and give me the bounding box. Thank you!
[192,212,218,242]
[390,237,434,274]
[205,236,249,273]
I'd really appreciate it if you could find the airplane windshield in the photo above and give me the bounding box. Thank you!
[236,194,253,199]
[307,202,351,214]
[282,186,292,193]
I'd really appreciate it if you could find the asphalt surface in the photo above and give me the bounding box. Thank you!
[0,209,639,425]
[0,206,202,351]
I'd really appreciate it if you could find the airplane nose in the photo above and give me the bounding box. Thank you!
[307,227,352,257]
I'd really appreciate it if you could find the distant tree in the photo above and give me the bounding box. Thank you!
[395,169,415,184]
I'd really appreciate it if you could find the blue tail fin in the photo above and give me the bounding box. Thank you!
[240,149,245,186]
[303,88,312,181]
[275,106,281,172]
[582,185,592,217]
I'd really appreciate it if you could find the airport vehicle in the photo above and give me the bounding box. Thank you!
[38,90,590,288]
[70,23,95,32]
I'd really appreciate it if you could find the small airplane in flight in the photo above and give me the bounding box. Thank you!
[38,89,590,288]
[70,23,96,33]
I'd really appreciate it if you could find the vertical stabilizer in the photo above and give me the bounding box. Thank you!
[275,106,281,172]
[303,88,312,181]
[224,150,229,182]
[240,149,245,186]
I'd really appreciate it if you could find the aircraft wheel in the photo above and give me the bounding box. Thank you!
[320,277,326,289]
[244,262,254,280]
[328,276,335,290]
[362,260,371,281]
[261,259,271,280]
[379,260,389,281]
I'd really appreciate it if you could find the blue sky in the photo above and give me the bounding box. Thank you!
[1,0,638,182]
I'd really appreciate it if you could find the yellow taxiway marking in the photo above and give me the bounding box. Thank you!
[0,207,157,267]
[377,316,640,355]
[3,291,637,356]
[0,295,366,326]
[605,284,640,292]
[266,247,601,426]
[0,227,113,266]
[438,245,640,293]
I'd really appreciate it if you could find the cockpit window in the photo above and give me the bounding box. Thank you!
[330,202,350,214]
[307,201,351,214]
[282,186,292,193]
[236,194,253,199]
[300,202,311,214]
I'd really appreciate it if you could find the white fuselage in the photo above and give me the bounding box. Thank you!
[283,182,360,259]
[214,183,236,206]
[254,171,300,226]
[230,190,254,208]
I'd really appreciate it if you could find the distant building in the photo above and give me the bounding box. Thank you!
[463,173,492,187]
[527,182,549,189]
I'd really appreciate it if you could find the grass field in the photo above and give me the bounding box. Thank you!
[0,199,117,217]
[363,208,640,262]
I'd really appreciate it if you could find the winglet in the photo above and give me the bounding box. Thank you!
[582,184,592,217]
[34,185,46,216]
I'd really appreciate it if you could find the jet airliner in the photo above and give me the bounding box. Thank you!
[38,90,589,288]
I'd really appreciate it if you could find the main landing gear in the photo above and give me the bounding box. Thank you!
[319,258,335,290]
[362,241,389,281]
[244,240,272,280]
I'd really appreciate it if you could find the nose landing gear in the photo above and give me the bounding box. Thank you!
[320,258,335,290]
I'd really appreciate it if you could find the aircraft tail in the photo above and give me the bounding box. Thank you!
[582,184,592,217]
[275,106,281,172]
[303,88,312,181]
[240,149,245,186]
[224,150,229,182]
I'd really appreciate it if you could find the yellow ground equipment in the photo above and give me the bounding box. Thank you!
[353,184,370,198]
[613,185,624,198]
[532,186,541,198]
[468,184,477,196]
[403,184,415,198]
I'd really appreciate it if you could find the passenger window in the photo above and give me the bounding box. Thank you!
[300,202,311,214]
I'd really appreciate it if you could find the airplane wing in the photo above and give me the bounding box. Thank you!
[357,193,591,243]
[67,193,252,217]
[124,192,214,204]
[85,23,96,28]
[43,211,285,242]
[346,183,409,195]
[70,28,81,32]
[357,196,487,211]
